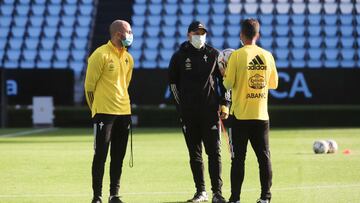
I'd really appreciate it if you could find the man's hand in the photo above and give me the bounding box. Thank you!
[219,105,229,120]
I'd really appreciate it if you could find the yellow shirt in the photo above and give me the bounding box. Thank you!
[84,41,134,117]
[223,45,278,120]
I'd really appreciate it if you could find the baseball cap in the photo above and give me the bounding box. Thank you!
[187,21,208,33]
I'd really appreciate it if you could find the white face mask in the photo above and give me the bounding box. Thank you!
[190,34,206,49]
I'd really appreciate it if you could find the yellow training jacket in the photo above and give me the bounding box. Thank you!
[84,41,134,117]
[223,45,278,120]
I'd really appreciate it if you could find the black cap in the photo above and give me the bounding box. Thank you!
[187,21,207,33]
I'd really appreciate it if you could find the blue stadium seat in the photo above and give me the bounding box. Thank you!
[323,15,337,25]
[210,37,224,48]
[180,4,194,15]
[179,15,193,26]
[24,37,39,49]
[47,4,61,16]
[60,27,73,38]
[28,27,42,38]
[196,4,210,15]
[63,4,77,15]
[164,4,178,15]
[69,60,85,72]
[62,16,76,27]
[77,16,91,27]
[133,4,146,15]
[71,49,86,61]
[275,14,289,25]
[30,16,44,27]
[145,26,160,37]
[14,16,28,27]
[227,25,240,37]
[211,14,226,25]
[41,38,55,49]
[163,15,177,26]
[132,15,146,26]
[9,37,23,49]
[212,3,226,15]
[11,27,26,38]
[45,16,60,27]
[194,15,209,25]
[34,0,46,4]
[291,14,306,25]
[80,0,93,5]
[244,3,258,14]
[291,59,306,68]
[0,50,4,62]
[341,37,354,48]
[292,48,306,60]
[261,25,273,37]
[50,0,62,4]
[55,49,70,61]
[0,27,9,38]
[259,14,274,25]
[307,14,322,25]
[79,5,93,15]
[22,49,37,61]
[341,48,355,61]
[148,4,162,15]
[276,37,289,48]
[260,3,274,15]
[324,49,338,61]
[143,49,158,61]
[275,25,289,36]
[145,38,159,49]
[291,3,306,15]
[308,48,322,60]
[20,60,36,69]
[130,49,142,61]
[7,49,21,61]
[210,25,224,37]
[75,26,90,38]
[275,48,289,60]
[226,37,240,49]
[308,3,322,14]
[147,15,161,26]
[324,37,338,48]
[323,3,337,14]
[340,25,353,37]
[57,38,72,49]
[308,36,322,48]
[142,60,157,69]
[259,37,273,49]
[16,5,30,16]
[291,37,305,48]
[0,38,7,49]
[227,14,241,25]
[133,26,144,38]
[308,25,322,36]
[228,3,241,14]
[53,60,68,69]
[131,38,143,50]
[291,26,305,36]
[160,38,176,49]
[323,25,337,37]
[339,3,353,15]
[339,15,353,25]
[4,59,19,68]
[0,16,12,27]
[159,48,172,61]
[161,26,176,37]
[31,4,45,16]
[0,4,14,16]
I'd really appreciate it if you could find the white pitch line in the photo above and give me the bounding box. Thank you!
[0,128,58,138]
[0,184,360,198]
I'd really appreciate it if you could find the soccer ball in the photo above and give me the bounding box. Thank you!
[218,48,235,75]
[327,140,338,153]
[313,140,329,154]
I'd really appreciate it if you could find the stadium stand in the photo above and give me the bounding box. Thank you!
[0,0,96,75]
[130,0,359,69]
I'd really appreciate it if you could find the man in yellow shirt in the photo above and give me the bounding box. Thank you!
[84,20,134,203]
[223,19,278,203]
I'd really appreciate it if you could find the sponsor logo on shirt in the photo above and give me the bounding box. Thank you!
[185,58,192,70]
[248,55,267,70]
[248,74,266,89]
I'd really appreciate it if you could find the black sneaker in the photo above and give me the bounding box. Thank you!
[228,196,240,203]
[256,199,269,203]
[212,193,226,203]
[109,195,123,203]
[187,191,209,202]
[91,196,102,203]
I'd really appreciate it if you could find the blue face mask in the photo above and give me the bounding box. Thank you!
[121,33,133,47]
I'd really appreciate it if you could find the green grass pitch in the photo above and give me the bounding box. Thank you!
[0,128,360,203]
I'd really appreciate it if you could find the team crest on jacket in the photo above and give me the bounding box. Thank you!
[248,74,266,89]
[185,58,192,70]
[203,54,208,62]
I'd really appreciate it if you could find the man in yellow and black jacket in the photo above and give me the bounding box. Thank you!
[84,20,133,203]
[169,21,230,203]
[223,19,278,203]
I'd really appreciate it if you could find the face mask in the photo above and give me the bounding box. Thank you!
[190,34,206,49]
[121,33,133,47]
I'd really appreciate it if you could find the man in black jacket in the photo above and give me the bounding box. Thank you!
[168,21,230,203]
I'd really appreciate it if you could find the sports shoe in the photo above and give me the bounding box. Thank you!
[228,201,240,203]
[91,196,102,203]
[256,199,269,203]
[212,193,226,203]
[228,196,240,203]
[109,195,123,203]
[187,191,209,202]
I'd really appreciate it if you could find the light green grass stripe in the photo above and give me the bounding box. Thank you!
[0,128,58,137]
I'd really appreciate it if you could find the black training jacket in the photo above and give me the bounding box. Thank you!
[168,41,230,117]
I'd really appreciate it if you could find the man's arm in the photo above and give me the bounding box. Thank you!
[168,52,181,106]
[126,54,134,87]
[215,53,231,119]
[223,52,236,90]
[268,55,278,90]
[84,51,104,109]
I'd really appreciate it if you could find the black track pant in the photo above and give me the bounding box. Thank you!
[92,114,131,197]
[181,113,223,194]
[229,117,272,201]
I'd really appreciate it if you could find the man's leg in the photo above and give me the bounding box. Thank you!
[92,114,115,198]
[182,116,206,193]
[249,120,272,201]
[202,117,222,195]
[229,118,250,202]
[109,115,131,196]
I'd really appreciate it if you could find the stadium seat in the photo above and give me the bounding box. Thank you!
[20,60,36,69]
[0,38,7,50]
[324,37,339,48]
[144,49,158,61]
[145,38,159,49]
[130,39,143,50]
[0,27,9,38]
[133,4,146,15]
[47,4,61,16]
[276,3,290,14]
[57,38,72,49]
[227,25,240,37]
[324,3,337,14]
[291,14,306,25]
[147,15,161,26]
[194,15,209,25]
[290,59,306,68]
[79,5,93,15]
[196,4,210,15]
[63,4,77,15]
[159,48,173,61]
[244,3,258,14]
[308,3,322,14]
[45,16,60,27]
[292,3,306,14]
[307,14,322,25]
[292,48,306,60]
[210,37,224,48]
[212,3,226,15]
[132,15,146,26]
[259,14,274,25]
[148,4,162,15]
[164,4,178,15]
[145,26,160,37]
[339,15,353,25]
[11,27,26,38]
[228,3,242,14]
[40,38,55,50]
[163,15,177,26]
[341,48,355,61]
[71,49,86,61]
[323,15,337,25]
[133,26,144,38]
[339,3,353,14]
[211,14,226,25]
[275,37,289,48]
[22,49,37,61]
[29,16,44,27]
[9,37,23,49]
[210,25,224,37]
[16,5,30,16]
[75,26,90,38]
[260,3,274,14]
[341,37,354,48]
[275,14,289,25]
[180,4,194,15]
[160,37,176,49]
[130,49,142,61]
[0,16,12,27]
[291,26,305,36]
[308,36,322,48]
[226,37,240,49]
[179,15,193,26]
[261,25,273,37]
[308,25,322,36]
[227,14,241,25]
[161,25,176,37]
[0,4,14,16]
[323,25,337,37]
[7,49,22,61]
[62,16,76,27]
[24,37,39,49]
[308,48,322,60]
[60,27,73,38]
[340,25,353,37]
[14,16,28,27]
[275,25,289,36]
[259,37,272,49]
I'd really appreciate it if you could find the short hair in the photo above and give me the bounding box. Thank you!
[241,18,260,40]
